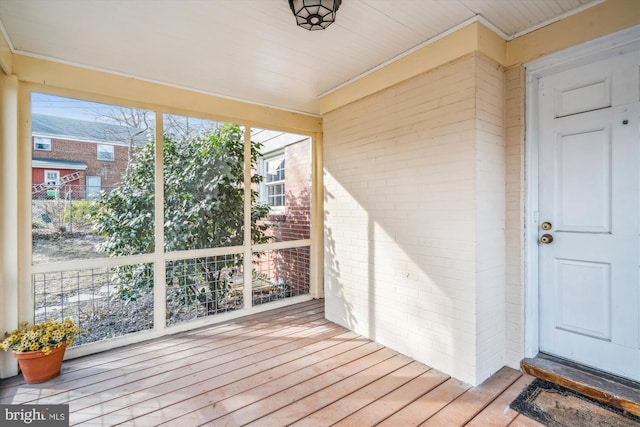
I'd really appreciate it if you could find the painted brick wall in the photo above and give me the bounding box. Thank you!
[324,53,506,385]
[504,65,526,368]
[474,54,506,380]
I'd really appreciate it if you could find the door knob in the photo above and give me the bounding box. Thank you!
[540,234,554,244]
[541,222,552,230]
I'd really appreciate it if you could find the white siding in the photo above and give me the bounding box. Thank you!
[324,53,506,385]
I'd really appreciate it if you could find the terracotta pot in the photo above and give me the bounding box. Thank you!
[13,344,66,384]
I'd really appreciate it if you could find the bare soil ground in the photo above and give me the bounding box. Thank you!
[31,231,290,347]
[32,232,106,264]
[32,231,155,346]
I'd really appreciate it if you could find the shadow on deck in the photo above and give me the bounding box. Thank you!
[0,299,541,426]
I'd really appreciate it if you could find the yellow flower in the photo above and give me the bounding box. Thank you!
[2,318,86,354]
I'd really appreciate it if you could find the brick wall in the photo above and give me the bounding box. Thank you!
[323,53,506,385]
[475,54,506,380]
[276,139,311,241]
[258,138,311,297]
[504,65,526,368]
[32,137,129,188]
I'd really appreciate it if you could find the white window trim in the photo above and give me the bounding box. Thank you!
[97,144,115,161]
[44,169,60,186]
[34,137,52,151]
[260,151,285,213]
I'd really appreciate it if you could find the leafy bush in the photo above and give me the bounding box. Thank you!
[92,124,271,311]
[63,200,98,227]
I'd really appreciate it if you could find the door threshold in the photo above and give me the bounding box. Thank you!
[521,353,640,417]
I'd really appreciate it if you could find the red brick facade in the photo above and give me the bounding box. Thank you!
[32,137,130,189]
[264,139,311,242]
[257,138,311,298]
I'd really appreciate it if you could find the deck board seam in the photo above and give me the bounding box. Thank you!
[68,326,360,424]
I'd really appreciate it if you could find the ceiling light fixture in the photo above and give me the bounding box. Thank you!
[288,0,342,31]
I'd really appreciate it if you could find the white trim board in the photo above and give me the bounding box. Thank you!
[523,25,640,359]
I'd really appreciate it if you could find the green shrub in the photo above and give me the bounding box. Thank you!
[63,200,98,226]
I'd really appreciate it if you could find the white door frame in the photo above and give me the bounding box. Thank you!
[524,25,640,359]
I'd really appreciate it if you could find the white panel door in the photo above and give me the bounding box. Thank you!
[86,176,101,200]
[538,48,640,381]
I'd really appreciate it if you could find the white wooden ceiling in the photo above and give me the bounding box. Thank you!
[0,0,599,115]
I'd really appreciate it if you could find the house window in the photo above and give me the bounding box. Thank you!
[97,144,115,161]
[263,154,285,209]
[44,170,60,186]
[34,137,51,151]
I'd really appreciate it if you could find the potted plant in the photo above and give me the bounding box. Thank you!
[1,319,84,384]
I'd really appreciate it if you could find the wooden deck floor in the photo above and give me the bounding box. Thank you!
[0,300,542,426]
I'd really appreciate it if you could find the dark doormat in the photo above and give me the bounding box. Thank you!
[510,378,640,427]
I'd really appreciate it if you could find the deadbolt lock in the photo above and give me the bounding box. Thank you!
[541,222,552,230]
[540,234,554,244]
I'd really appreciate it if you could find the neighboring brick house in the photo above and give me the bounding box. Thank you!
[261,138,311,241]
[31,114,142,199]
[255,133,312,298]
